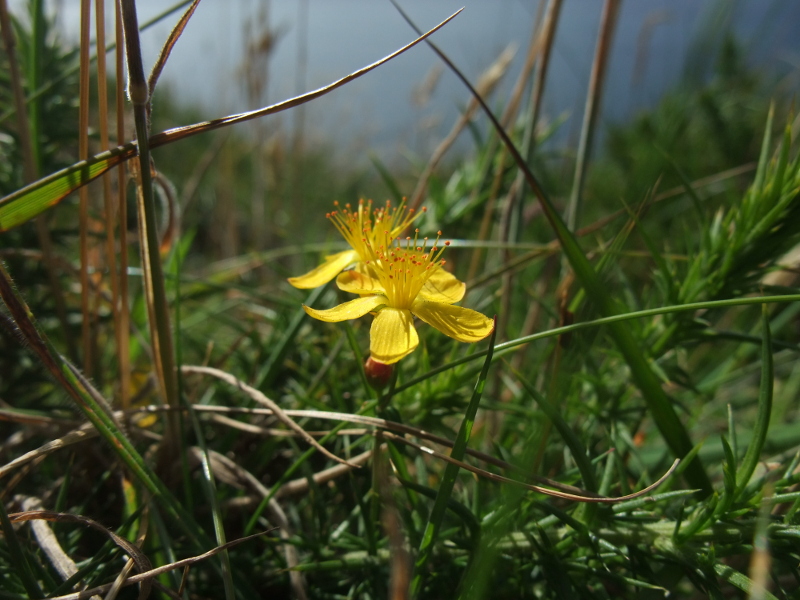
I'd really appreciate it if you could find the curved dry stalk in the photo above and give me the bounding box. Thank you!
[221,449,373,510]
[189,447,308,600]
[15,497,100,599]
[8,510,152,599]
[181,365,358,467]
[0,426,97,480]
[208,412,367,438]
[134,403,647,500]
[160,400,587,492]
[43,532,269,600]
[383,432,680,504]
[1,396,674,505]
[147,0,201,114]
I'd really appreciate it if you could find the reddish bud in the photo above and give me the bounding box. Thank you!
[365,356,393,390]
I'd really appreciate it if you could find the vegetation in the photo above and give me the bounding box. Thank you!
[1,1,800,599]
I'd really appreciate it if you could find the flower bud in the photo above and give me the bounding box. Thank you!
[364,356,393,390]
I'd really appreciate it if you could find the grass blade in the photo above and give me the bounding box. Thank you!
[409,319,497,598]
[0,500,44,598]
[188,409,235,600]
[0,146,133,231]
[713,563,779,600]
[735,304,773,496]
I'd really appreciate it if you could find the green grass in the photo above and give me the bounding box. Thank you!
[1,2,800,599]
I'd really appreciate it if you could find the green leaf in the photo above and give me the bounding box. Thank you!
[0,144,133,231]
[714,563,778,600]
[409,318,497,598]
[735,304,773,496]
[0,500,44,598]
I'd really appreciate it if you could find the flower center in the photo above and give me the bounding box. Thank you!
[327,199,425,262]
[364,231,450,310]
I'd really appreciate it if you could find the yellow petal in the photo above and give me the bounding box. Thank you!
[412,300,494,343]
[370,308,419,364]
[304,295,385,323]
[337,263,386,295]
[288,250,358,289]
[419,268,465,304]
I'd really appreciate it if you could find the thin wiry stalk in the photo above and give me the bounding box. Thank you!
[115,0,131,408]
[466,0,549,283]
[408,44,516,211]
[120,0,182,466]
[467,1,544,280]
[95,0,122,399]
[565,0,622,231]
[78,0,93,376]
[0,402,601,497]
[497,0,563,344]
[44,533,269,600]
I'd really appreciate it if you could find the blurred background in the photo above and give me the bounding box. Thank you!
[46,0,800,162]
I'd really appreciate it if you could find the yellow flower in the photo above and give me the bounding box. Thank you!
[288,199,426,289]
[303,232,494,364]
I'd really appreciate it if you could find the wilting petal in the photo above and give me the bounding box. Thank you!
[304,295,385,323]
[337,263,386,295]
[412,300,493,342]
[288,250,358,289]
[419,268,465,304]
[370,308,419,364]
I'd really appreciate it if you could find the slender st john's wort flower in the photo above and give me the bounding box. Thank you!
[288,199,427,289]
[303,232,494,364]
